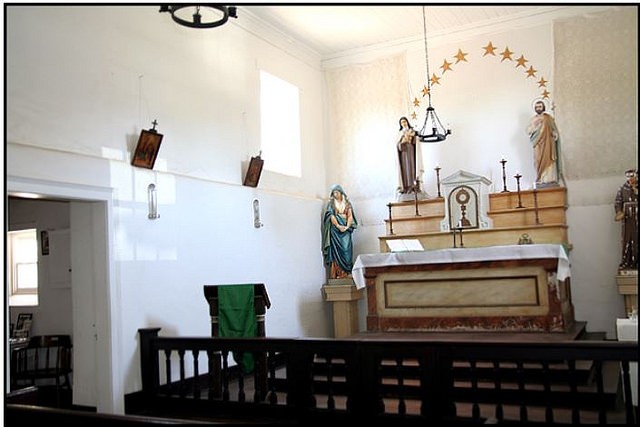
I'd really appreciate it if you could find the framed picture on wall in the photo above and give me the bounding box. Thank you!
[243,155,264,188]
[14,313,33,338]
[40,230,50,255]
[131,129,163,169]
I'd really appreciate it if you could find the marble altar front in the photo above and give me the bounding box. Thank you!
[353,244,574,333]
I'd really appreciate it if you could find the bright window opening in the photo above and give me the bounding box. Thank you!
[259,70,301,177]
[7,228,39,306]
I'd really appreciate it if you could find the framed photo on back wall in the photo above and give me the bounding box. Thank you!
[14,313,33,338]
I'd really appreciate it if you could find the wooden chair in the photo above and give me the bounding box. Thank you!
[12,334,72,405]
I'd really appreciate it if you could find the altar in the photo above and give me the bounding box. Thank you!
[353,244,575,333]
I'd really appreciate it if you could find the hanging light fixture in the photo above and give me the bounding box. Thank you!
[159,5,237,29]
[417,6,451,143]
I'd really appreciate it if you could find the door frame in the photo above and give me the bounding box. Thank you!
[6,175,122,414]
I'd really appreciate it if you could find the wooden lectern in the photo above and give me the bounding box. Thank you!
[203,284,271,399]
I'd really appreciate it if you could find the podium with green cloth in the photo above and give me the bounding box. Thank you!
[203,284,271,399]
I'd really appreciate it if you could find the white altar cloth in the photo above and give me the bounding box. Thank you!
[352,244,571,290]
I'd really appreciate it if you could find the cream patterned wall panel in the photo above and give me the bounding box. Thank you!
[554,9,637,179]
[326,53,409,199]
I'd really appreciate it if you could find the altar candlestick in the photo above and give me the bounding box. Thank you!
[435,165,442,198]
[500,158,509,193]
[514,172,524,208]
[387,203,394,235]
[413,181,420,216]
[533,186,541,225]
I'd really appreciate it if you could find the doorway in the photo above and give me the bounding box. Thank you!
[6,176,121,413]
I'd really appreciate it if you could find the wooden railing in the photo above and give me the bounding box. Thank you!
[127,328,638,425]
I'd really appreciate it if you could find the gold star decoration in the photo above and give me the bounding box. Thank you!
[408,42,553,115]
[482,42,497,56]
[440,59,453,73]
[454,49,468,63]
[500,47,513,62]
[515,55,528,68]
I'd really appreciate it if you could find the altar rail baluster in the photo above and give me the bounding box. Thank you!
[133,329,638,425]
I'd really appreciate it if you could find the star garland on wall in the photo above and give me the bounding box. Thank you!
[409,41,552,122]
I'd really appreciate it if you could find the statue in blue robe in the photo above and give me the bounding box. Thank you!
[322,185,358,279]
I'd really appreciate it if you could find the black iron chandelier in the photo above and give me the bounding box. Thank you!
[159,5,237,29]
[417,6,451,143]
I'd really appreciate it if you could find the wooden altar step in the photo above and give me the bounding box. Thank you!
[301,330,623,423]
[386,186,566,219]
[380,224,569,251]
[489,187,566,211]
[385,209,566,236]
[488,205,566,228]
[125,328,634,425]
[302,359,623,423]
[382,186,569,251]
[309,358,620,401]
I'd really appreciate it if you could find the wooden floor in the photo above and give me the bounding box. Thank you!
[7,385,86,412]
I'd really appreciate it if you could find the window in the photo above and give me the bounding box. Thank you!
[7,228,39,306]
[259,70,301,177]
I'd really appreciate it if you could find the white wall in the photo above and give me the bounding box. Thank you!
[6,5,331,412]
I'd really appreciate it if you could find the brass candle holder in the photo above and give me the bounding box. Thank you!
[500,159,509,193]
[533,185,541,224]
[435,165,442,198]
[413,181,420,216]
[514,173,524,208]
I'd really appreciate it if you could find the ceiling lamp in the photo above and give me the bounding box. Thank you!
[159,5,237,29]
[417,6,451,143]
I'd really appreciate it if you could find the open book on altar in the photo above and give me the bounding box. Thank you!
[386,239,424,252]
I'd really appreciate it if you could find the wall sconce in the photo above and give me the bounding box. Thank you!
[148,183,159,219]
[253,199,263,228]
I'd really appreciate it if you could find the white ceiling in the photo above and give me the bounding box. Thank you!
[240,5,618,59]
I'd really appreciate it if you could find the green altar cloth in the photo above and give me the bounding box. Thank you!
[218,284,257,373]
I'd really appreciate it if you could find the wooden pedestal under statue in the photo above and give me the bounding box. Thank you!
[616,272,638,316]
[353,244,574,333]
[321,278,364,338]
